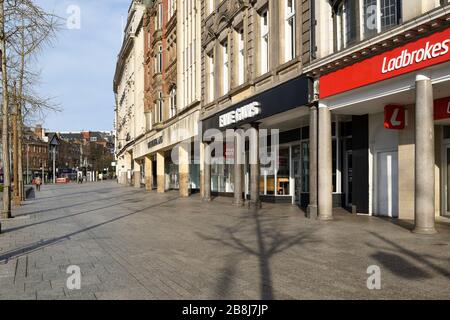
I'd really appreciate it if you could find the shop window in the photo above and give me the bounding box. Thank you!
[301,142,309,193]
[332,140,337,193]
[261,161,275,195]
[211,163,234,193]
[444,126,450,140]
[165,156,179,190]
[277,148,290,195]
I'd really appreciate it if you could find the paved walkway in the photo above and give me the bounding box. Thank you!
[0,181,449,300]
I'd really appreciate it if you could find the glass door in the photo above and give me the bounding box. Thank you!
[443,146,450,216]
[344,150,353,208]
[292,145,301,203]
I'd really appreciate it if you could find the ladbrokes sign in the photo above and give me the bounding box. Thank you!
[320,28,450,99]
[382,40,449,74]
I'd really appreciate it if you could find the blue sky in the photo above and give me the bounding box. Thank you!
[32,0,130,132]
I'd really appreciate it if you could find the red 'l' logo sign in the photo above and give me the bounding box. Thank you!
[434,97,450,120]
[384,105,406,130]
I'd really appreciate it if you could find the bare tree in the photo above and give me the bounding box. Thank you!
[8,0,60,203]
[1,0,12,219]
[0,0,61,222]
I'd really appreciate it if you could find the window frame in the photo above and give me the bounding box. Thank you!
[284,0,296,62]
[260,8,269,75]
[236,27,245,86]
[207,51,215,103]
[222,39,229,95]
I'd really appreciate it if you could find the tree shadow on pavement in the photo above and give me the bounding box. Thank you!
[3,200,127,234]
[34,186,122,201]
[370,251,432,279]
[0,197,180,264]
[12,190,138,218]
[366,231,450,279]
[197,206,318,300]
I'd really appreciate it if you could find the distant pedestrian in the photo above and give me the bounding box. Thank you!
[35,176,42,191]
[77,172,83,184]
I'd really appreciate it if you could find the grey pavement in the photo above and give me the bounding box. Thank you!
[0,181,449,300]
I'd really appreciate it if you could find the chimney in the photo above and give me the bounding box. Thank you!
[35,124,43,138]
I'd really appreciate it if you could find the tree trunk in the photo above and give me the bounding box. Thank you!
[1,0,12,219]
[18,18,25,201]
[18,106,24,201]
[12,84,20,206]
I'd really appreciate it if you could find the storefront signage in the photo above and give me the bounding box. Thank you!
[148,136,163,149]
[384,105,406,130]
[219,102,262,128]
[320,28,450,99]
[202,75,312,132]
[434,97,450,121]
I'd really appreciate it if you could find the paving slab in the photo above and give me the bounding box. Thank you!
[0,181,448,300]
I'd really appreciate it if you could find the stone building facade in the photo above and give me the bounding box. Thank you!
[114,0,450,234]
[305,0,450,233]
[200,0,314,208]
[114,0,146,186]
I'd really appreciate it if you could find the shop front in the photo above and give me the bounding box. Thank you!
[132,109,201,196]
[318,26,450,233]
[202,75,313,206]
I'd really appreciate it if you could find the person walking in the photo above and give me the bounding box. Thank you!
[35,176,42,192]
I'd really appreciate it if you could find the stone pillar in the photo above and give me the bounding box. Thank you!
[203,142,212,201]
[234,131,244,206]
[413,73,437,234]
[307,105,318,218]
[179,143,190,198]
[318,103,333,220]
[144,155,153,191]
[249,123,261,209]
[200,142,205,199]
[269,0,280,68]
[156,151,165,193]
[133,160,141,188]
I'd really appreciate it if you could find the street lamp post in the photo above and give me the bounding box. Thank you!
[52,146,56,184]
[26,144,29,184]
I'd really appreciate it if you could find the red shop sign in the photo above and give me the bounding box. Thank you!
[434,97,450,120]
[320,28,450,99]
[384,105,406,130]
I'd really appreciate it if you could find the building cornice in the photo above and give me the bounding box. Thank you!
[304,5,450,78]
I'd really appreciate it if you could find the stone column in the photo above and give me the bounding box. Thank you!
[203,142,212,201]
[156,151,165,193]
[179,143,190,198]
[307,105,318,218]
[269,0,280,68]
[249,123,261,209]
[318,103,333,220]
[144,155,153,191]
[200,141,205,199]
[413,73,437,234]
[234,131,244,206]
[133,159,141,188]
